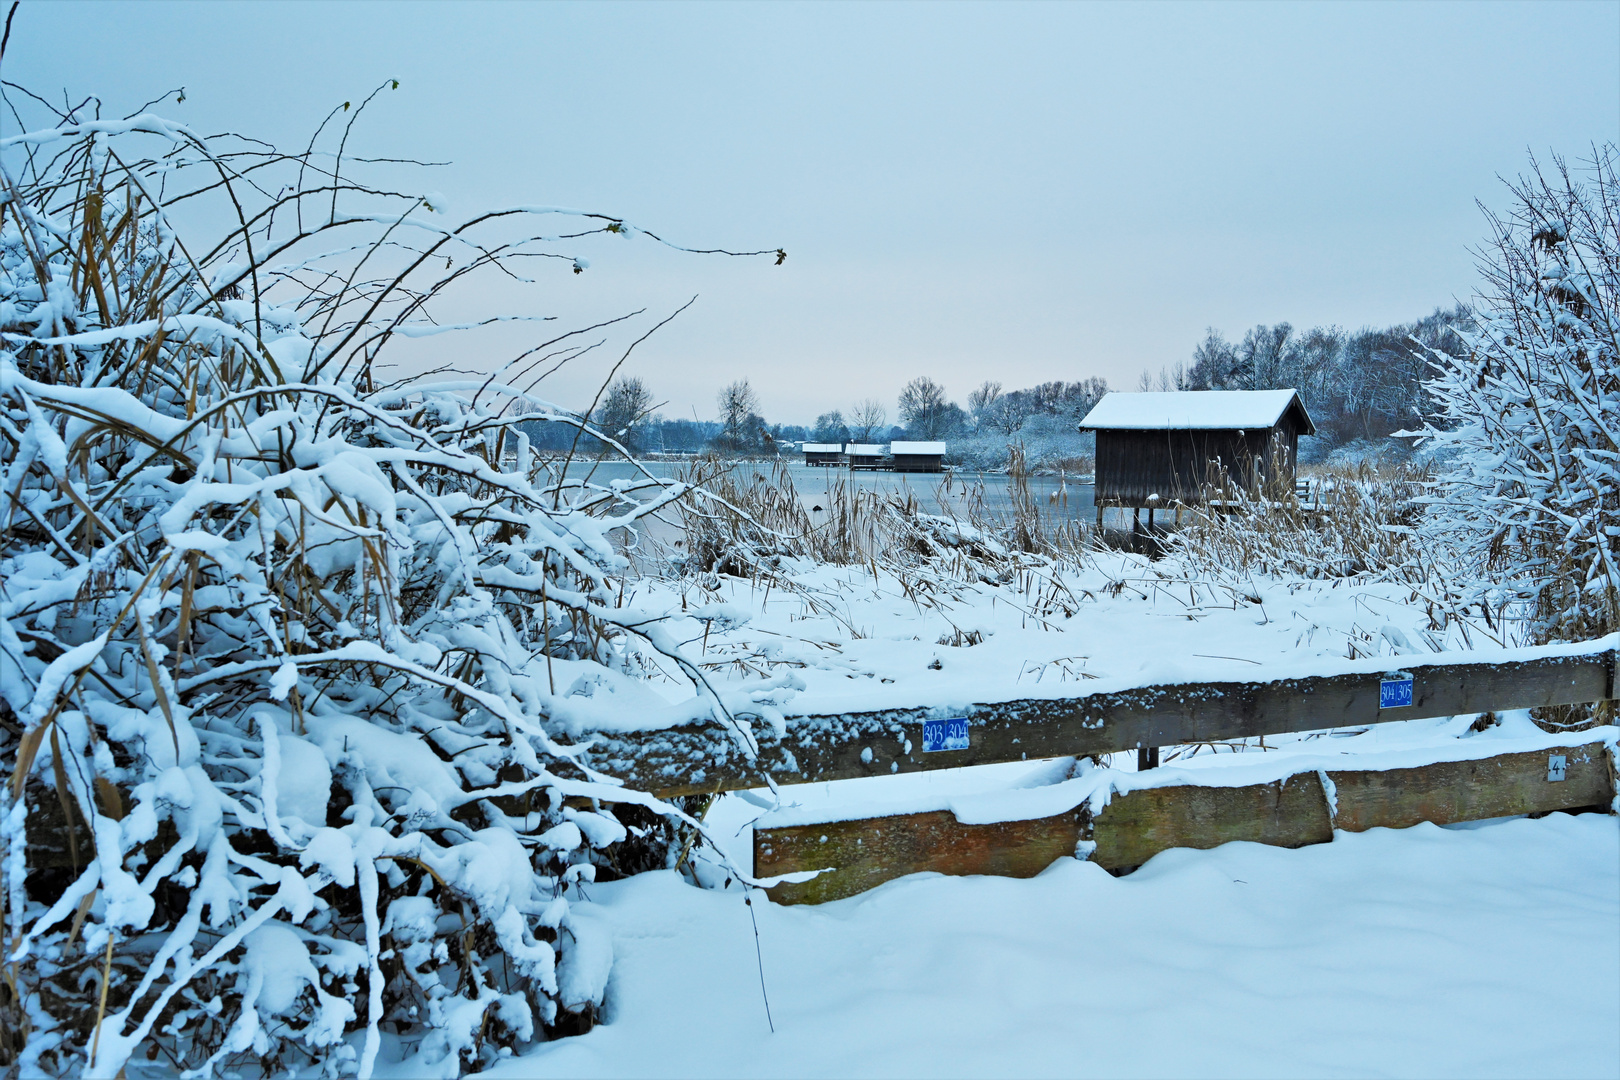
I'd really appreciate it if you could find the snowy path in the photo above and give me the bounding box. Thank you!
[495,813,1619,1079]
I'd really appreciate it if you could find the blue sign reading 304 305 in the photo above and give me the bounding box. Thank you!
[922,717,970,752]
[1379,675,1414,709]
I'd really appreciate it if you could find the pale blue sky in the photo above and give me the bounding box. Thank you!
[7,1,1618,423]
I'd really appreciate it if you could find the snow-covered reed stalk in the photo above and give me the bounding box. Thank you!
[1165,459,1436,587]
[667,456,1060,585]
[0,88,776,1075]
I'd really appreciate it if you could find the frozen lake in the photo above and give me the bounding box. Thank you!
[553,458,1096,525]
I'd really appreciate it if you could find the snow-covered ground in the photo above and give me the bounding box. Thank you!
[486,541,1620,1079]
[486,811,1619,1079]
[564,547,1510,738]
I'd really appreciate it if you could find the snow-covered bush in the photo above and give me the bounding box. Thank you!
[946,418,1094,475]
[1408,148,1619,652]
[0,92,773,1076]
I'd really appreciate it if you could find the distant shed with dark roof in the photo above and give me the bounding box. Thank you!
[1078,390,1315,513]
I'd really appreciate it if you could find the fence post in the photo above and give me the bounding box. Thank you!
[1138,746,1159,770]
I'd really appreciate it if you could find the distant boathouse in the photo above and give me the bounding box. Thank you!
[889,441,946,473]
[802,442,844,466]
[843,443,887,470]
[1078,389,1315,528]
[797,441,950,472]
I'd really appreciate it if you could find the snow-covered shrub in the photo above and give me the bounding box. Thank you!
[1408,148,1619,653]
[0,93,773,1076]
[946,418,1094,475]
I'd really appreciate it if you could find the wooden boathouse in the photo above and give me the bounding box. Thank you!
[802,442,844,466]
[889,441,947,473]
[1078,389,1315,528]
[845,443,886,470]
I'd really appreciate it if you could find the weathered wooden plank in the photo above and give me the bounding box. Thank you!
[586,646,1615,797]
[1089,773,1333,871]
[1330,743,1615,832]
[755,808,1084,906]
[755,741,1617,904]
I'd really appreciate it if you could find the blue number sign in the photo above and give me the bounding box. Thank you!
[1379,674,1414,709]
[922,717,970,752]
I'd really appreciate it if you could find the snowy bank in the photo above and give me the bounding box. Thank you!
[482,812,1620,1079]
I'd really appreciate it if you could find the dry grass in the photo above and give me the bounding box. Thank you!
[1166,459,1435,584]
[662,451,1092,582]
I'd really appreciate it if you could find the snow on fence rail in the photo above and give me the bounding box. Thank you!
[585,636,1618,798]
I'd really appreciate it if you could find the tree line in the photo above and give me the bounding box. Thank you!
[522,303,1471,463]
[1150,304,1472,446]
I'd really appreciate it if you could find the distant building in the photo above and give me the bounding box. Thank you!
[844,443,886,470]
[802,442,844,466]
[889,440,946,473]
[1078,389,1315,525]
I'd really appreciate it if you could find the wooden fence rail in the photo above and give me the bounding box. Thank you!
[585,640,1616,798]
[756,740,1619,904]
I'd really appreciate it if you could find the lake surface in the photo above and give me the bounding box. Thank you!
[554,459,1097,525]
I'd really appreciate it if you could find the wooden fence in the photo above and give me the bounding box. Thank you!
[580,636,1617,903]
[586,639,1616,798]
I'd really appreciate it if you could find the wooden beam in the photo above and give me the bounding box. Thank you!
[754,741,1617,904]
[1089,772,1332,871]
[756,809,1083,906]
[1328,743,1616,833]
[584,645,1615,797]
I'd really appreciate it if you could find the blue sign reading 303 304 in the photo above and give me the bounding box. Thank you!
[922,717,970,752]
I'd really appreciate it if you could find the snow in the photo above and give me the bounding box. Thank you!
[1079,389,1311,431]
[801,443,843,453]
[844,444,886,455]
[889,441,947,454]
[478,813,1619,1079]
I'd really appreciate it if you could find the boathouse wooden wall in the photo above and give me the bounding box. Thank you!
[1093,425,1300,507]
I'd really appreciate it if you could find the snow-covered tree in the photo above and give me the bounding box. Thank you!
[1411,148,1619,655]
[0,87,778,1076]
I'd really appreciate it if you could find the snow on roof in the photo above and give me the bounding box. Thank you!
[802,443,844,453]
[844,443,885,455]
[1078,390,1313,433]
[889,441,946,454]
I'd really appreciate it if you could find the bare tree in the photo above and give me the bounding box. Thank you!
[594,375,657,451]
[968,380,1003,417]
[716,378,761,452]
[897,376,950,438]
[1186,328,1241,389]
[813,409,849,442]
[848,397,887,442]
